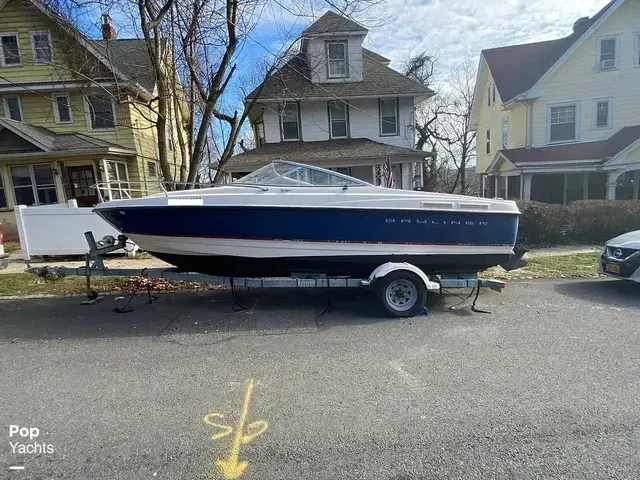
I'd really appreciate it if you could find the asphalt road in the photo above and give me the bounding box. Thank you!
[1,278,639,480]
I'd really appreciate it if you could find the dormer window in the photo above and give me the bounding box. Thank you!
[326,40,348,78]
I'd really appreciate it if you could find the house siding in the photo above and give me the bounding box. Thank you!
[261,97,415,148]
[531,0,640,146]
[0,0,106,84]
[475,68,528,173]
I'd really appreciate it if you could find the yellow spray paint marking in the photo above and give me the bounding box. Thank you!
[203,379,268,479]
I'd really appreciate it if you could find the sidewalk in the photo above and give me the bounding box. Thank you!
[0,249,170,274]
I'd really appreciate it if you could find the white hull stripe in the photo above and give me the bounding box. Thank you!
[129,235,514,259]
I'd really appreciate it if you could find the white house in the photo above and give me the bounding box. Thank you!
[471,0,640,203]
[226,11,433,189]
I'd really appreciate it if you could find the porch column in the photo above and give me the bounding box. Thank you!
[401,163,411,190]
[522,174,532,201]
[372,164,382,187]
[53,161,65,204]
[481,174,486,197]
[606,170,623,199]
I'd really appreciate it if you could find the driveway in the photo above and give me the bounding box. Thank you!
[1,279,639,479]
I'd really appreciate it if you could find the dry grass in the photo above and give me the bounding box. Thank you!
[2,241,20,254]
[482,252,601,280]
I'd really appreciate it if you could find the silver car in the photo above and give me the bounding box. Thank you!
[600,230,640,282]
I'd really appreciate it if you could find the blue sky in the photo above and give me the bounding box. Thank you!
[74,0,609,92]
[64,0,611,148]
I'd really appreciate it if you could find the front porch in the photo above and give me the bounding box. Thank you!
[483,126,640,203]
[0,118,138,239]
[482,170,640,203]
[226,138,429,190]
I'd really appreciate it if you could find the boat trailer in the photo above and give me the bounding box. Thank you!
[30,232,508,317]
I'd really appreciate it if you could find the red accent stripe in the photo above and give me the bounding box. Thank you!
[131,232,513,247]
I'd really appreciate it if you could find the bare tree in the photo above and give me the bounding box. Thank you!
[435,57,477,194]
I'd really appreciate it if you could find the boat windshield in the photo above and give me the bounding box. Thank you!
[235,161,370,187]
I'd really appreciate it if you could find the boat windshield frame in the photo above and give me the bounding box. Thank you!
[235,160,371,187]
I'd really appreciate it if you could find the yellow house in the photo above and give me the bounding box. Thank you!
[0,0,186,238]
[471,0,640,203]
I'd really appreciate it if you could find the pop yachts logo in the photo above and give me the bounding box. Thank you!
[385,219,489,226]
[8,425,54,455]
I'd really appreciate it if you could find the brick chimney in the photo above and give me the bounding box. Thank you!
[101,14,116,40]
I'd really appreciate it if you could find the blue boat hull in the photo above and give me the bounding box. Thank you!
[96,205,520,276]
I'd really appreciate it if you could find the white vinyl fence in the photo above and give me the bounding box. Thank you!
[15,200,137,261]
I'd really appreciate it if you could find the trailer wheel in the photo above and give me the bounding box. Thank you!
[375,270,427,318]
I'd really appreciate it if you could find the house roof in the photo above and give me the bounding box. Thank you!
[498,125,640,166]
[482,0,618,102]
[302,10,368,35]
[248,48,432,101]
[94,39,156,92]
[0,118,134,154]
[226,138,427,171]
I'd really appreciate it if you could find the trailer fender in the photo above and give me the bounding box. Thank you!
[363,262,440,291]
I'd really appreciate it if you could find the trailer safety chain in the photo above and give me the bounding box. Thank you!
[444,286,491,314]
[112,269,158,314]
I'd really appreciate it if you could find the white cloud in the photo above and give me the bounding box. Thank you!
[360,0,607,70]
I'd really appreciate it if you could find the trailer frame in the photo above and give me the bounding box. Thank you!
[30,232,507,316]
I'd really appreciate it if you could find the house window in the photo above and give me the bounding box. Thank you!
[594,99,611,129]
[0,173,6,209]
[328,101,348,138]
[280,103,300,140]
[86,94,116,129]
[485,128,491,154]
[598,36,618,70]
[104,160,129,200]
[255,121,265,146]
[548,103,578,143]
[501,119,509,149]
[3,96,22,121]
[379,98,398,136]
[635,33,640,68]
[0,33,21,66]
[10,164,58,206]
[53,93,72,123]
[30,30,52,64]
[326,41,347,78]
[166,123,174,151]
[147,161,157,177]
[492,84,496,104]
[487,85,491,107]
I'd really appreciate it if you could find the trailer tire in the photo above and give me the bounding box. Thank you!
[375,270,427,318]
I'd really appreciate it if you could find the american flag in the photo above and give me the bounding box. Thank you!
[382,154,395,188]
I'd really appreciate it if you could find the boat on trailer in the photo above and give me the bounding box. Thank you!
[93,160,523,278]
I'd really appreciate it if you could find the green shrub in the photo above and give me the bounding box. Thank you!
[515,200,640,246]
[568,200,640,243]
[515,201,569,245]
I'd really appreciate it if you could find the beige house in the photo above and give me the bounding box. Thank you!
[471,0,640,203]
[0,0,186,239]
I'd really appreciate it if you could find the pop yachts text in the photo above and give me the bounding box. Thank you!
[10,441,54,454]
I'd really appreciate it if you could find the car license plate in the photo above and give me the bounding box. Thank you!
[605,263,620,274]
